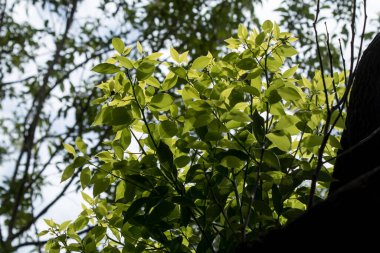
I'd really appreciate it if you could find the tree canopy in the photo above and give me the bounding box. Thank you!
[41,21,348,252]
[0,0,377,252]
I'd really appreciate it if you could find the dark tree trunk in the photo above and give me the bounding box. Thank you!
[330,33,380,193]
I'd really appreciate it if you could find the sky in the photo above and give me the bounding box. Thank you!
[3,0,380,252]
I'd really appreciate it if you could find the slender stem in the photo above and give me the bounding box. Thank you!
[243,147,264,240]
[324,22,339,104]
[308,0,333,208]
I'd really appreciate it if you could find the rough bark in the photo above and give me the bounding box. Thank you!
[330,33,380,193]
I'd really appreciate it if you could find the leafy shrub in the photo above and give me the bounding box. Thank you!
[43,21,345,252]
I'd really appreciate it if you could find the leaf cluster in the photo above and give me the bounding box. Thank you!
[44,21,346,253]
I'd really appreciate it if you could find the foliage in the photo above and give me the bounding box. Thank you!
[43,21,346,252]
[277,0,375,76]
[0,1,264,251]
[102,0,261,56]
[1,0,374,252]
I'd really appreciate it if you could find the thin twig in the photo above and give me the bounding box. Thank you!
[308,0,333,208]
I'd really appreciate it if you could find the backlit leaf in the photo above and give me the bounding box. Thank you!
[191,56,211,69]
[112,37,125,54]
[266,132,291,151]
[92,63,120,74]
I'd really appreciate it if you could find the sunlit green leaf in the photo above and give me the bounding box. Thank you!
[80,167,91,189]
[61,165,74,182]
[158,120,177,138]
[191,56,211,69]
[149,93,174,110]
[262,20,273,33]
[136,62,155,81]
[75,137,87,154]
[115,181,126,201]
[112,37,125,54]
[93,178,110,196]
[278,86,302,101]
[236,57,257,70]
[275,45,298,57]
[63,143,76,157]
[266,132,291,151]
[92,63,120,74]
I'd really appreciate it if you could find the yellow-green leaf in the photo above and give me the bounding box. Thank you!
[170,47,180,63]
[63,143,76,157]
[266,132,291,151]
[191,56,211,69]
[112,37,125,54]
[137,41,143,53]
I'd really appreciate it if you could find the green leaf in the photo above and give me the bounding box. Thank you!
[75,137,87,154]
[59,220,72,231]
[266,132,291,151]
[63,143,76,157]
[73,216,89,232]
[61,165,74,182]
[112,37,125,54]
[72,156,88,169]
[162,72,178,90]
[146,76,161,88]
[283,65,298,78]
[120,129,132,149]
[303,135,323,147]
[222,110,252,122]
[255,32,265,45]
[115,181,126,201]
[157,141,177,179]
[134,85,145,106]
[275,115,299,130]
[158,120,178,138]
[170,47,180,63]
[92,63,120,74]
[174,156,190,168]
[220,155,244,168]
[137,41,143,53]
[191,56,211,69]
[38,230,49,237]
[238,24,248,39]
[273,22,281,39]
[236,57,257,70]
[169,66,187,78]
[329,135,342,149]
[93,107,133,126]
[80,167,91,189]
[278,86,302,101]
[136,62,155,81]
[262,150,281,170]
[118,56,134,69]
[149,93,174,110]
[240,86,260,97]
[146,52,163,60]
[266,57,282,72]
[275,45,298,57]
[81,192,93,205]
[225,37,241,49]
[93,178,110,196]
[272,184,283,214]
[44,219,56,228]
[149,201,175,221]
[123,198,146,221]
[262,20,273,33]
